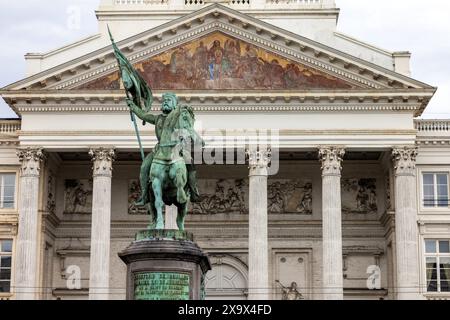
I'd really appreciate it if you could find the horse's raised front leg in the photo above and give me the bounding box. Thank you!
[151,178,165,229]
[176,202,189,231]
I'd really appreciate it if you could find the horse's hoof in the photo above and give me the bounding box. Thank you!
[134,200,146,206]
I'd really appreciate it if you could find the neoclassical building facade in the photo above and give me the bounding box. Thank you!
[0,1,449,300]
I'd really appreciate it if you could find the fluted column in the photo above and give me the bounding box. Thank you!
[392,146,420,299]
[319,146,345,300]
[165,205,178,230]
[247,148,271,300]
[14,147,45,300]
[88,147,115,300]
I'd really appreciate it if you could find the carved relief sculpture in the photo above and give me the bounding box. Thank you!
[341,178,377,214]
[192,179,312,214]
[268,180,312,214]
[192,179,248,214]
[276,281,304,300]
[46,173,56,214]
[385,175,392,211]
[64,179,93,214]
[128,179,147,215]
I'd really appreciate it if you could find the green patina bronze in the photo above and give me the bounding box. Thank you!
[134,272,191,300]
[109,28,204,231]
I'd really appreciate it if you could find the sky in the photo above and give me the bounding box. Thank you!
[0,0,449,119]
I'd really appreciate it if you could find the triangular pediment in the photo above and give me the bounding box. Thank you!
[77,32,354,91]
[2,4,434,93]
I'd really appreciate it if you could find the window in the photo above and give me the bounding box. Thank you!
[425,240,450,293]
[0,174,16,209]
[0,240,12,293]
[423,173,449,208]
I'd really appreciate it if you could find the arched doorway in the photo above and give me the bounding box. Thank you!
[205,255,248,300]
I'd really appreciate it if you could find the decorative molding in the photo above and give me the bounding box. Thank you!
[416,140,450,146]
[89,147,116,177]
[392,146,418,176]
[0,120,21,134]
[0,140,19,146]
[46,172,56,215]
[16,147,45,177]
[415,119,450,132]
[385,175,392,211]
[11,102,424,114]
[246,147,271,175]
[318,146,345,176]
[15,128,418,137]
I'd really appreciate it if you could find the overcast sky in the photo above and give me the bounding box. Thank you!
[0,0,449,118]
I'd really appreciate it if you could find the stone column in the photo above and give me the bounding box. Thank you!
[14,147,45,300]
[165,205,178,230]
[392,146,420,299]
[88,147,115,300]
[247,148,271,300]
[319,146,345,300]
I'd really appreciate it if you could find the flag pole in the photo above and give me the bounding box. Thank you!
[108,26,145,162]
[127,92,146,162]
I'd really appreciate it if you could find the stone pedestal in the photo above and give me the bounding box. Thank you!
[119,230,211,300]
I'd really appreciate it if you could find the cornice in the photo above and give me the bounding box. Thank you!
[2,89,433,116]
[16,129,418,137]
[12,104,423,114]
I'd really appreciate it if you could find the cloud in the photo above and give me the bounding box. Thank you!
[0,0,100,117]
[336,0,450,118]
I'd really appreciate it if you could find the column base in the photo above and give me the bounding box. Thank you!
[118,229,211,300]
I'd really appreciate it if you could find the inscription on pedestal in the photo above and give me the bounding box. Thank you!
[134,272,190,300]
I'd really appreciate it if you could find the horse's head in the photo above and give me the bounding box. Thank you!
[169,106,204,163]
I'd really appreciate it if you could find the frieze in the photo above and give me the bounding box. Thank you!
[341,178,377,214]
[12,102,423,114]
[46,172,56,214]
[128,179,147,215]
[192,179,248,214]
[64,179,93,214]
[268,180,312,214]
[191,178,312,214]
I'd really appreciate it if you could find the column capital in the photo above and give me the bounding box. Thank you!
[318,146,345,176]
[89,147,116,177]
[392,146,418,176]
[17,147,45,177]
[246,147,271,176]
